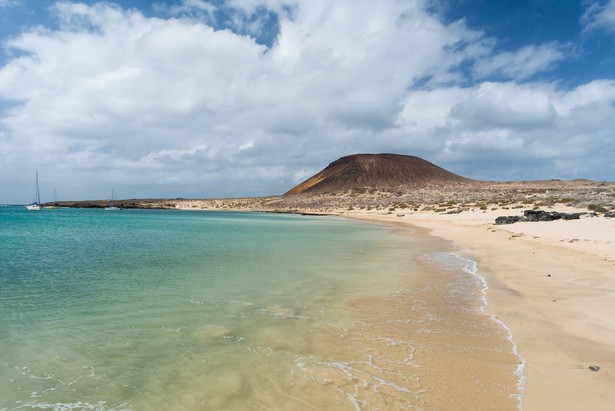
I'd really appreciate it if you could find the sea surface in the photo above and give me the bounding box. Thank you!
[0,206,522,410]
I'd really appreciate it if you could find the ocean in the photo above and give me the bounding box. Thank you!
[0,206,522,410]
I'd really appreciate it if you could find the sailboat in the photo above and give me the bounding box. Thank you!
[25,172,41,211]
[104,189,121,210]
[44,188,60,209]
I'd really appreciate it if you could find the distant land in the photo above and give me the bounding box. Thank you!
[51,153,615,214]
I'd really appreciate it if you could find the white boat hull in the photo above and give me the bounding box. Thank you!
[27,172,42,211]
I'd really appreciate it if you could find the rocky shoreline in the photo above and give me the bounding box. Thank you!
[495,209,584,225]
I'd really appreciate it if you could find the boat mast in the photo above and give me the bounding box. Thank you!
[35,172,40,205]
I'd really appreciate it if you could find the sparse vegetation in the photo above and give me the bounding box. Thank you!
[588,204,608,213]
[60,170,615,215]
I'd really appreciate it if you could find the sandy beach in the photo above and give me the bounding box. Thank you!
[342,207,615,410]
[165,186,615,410]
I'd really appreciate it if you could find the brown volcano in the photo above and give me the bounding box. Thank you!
[285,153,473,195]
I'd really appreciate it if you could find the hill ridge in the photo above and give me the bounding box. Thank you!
[285,153,473,195]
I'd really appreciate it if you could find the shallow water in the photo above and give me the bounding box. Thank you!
[0,207,521,410]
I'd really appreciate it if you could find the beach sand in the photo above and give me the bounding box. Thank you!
[172,196,615,409]
[344,208,615,411]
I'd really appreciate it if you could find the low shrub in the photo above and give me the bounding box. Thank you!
[588,204,607,213]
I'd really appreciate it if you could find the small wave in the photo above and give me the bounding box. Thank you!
[425,251,527,410]
[15,400,130,411]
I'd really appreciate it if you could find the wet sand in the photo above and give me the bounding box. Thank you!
[171,196,615,409]
[348,208,615,411]
[262,224,525,410]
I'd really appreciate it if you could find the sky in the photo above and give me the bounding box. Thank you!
[1,0,615,203]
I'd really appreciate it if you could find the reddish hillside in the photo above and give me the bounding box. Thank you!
[285,153,473,195]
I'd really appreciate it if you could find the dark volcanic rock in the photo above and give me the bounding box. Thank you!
[524,210,559,221]
[495,210,583,225]
[495,216,521,225]
[285,153,474,195]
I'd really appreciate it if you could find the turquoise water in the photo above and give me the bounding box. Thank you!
[0,206,520,410]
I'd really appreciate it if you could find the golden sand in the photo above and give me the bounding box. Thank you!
[347,208,615,411]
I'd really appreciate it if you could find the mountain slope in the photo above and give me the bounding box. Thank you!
[285,153,473,195]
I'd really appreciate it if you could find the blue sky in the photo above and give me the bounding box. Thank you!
[1,0,615,203]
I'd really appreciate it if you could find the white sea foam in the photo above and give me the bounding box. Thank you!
[14,400,130,411]
[426,251,527,410]
[372,376,412,393]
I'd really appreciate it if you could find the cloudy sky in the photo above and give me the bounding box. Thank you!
[1,0,615,203]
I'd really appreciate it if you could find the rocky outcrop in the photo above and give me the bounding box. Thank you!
[495,210,583,225]
[495,216,522,225]
[524,210,582,221]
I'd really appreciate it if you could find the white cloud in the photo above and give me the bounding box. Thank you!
[473,43,565,80]
[0,1,614,202]
[0,0,21,7]
[449,82,557,130]
[582,0,615,32]
[398,80,615,179]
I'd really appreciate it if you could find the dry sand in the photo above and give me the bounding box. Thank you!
[342,207,615,411]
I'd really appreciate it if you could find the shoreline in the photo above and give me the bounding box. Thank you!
[463,252,527,410]
[343,208,615,410]
[7,203,615,409]
[164,199,615,409]
[2,206,524,409]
